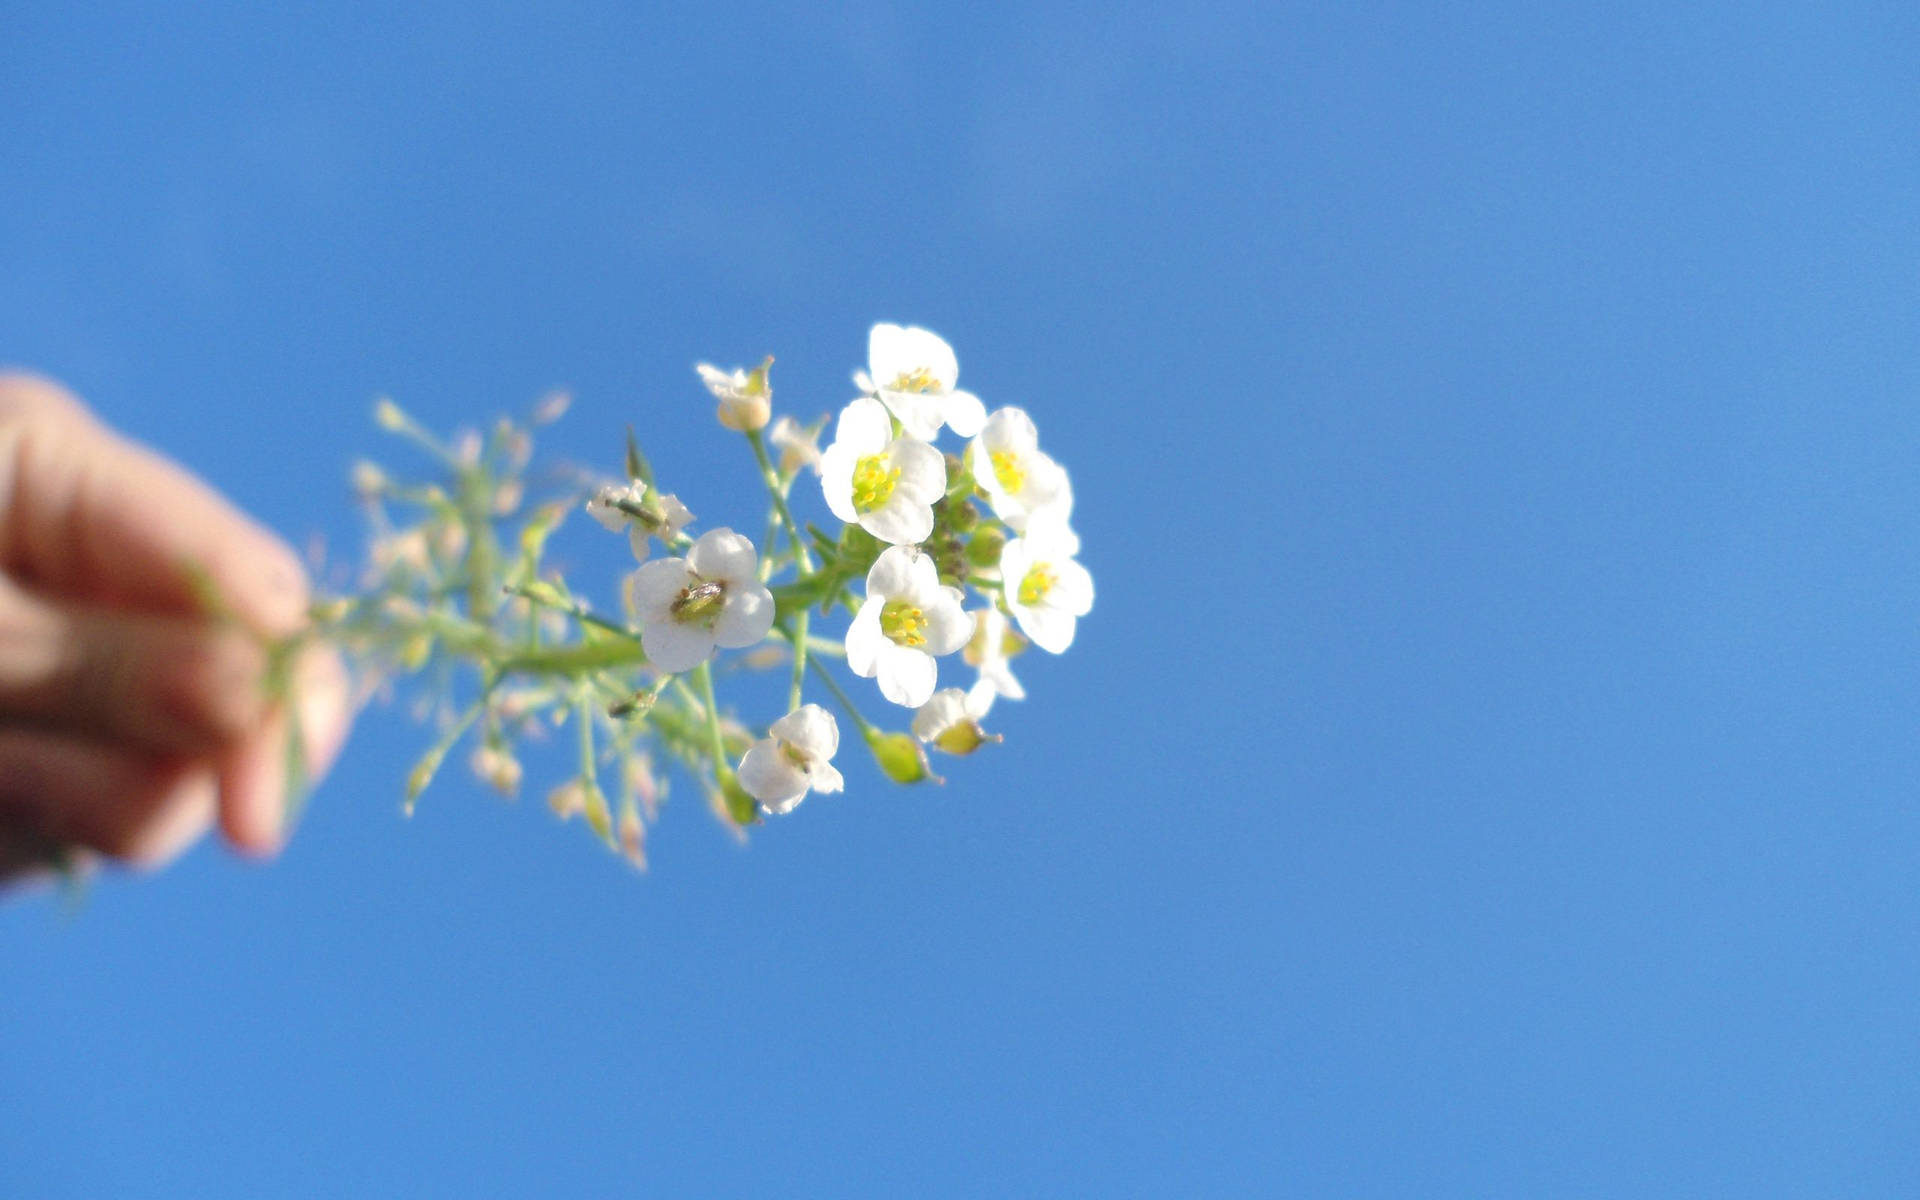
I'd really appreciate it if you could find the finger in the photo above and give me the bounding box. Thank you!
[0,577,271,757]
[0,729,218,866]
[0,373,310,636]
[217,646,352,857]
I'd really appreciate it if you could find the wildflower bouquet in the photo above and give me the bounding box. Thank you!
[312,324,1092,865]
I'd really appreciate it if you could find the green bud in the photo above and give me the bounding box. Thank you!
[865,730,944,786]
[965,527,1007,570]
[945,498,979,533]
[717,769,759,826]
[933,720,998,757]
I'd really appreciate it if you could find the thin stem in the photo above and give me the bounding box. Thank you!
[693,661,731,771]
[747,429,813,573]
[788,609,809,711]
[806,656,874,737]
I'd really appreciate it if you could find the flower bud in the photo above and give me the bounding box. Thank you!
[865,729,944,785]
[965,527,1007,570]
[373,397,408,431]
[469,744,522,797]
[351,460,387,499]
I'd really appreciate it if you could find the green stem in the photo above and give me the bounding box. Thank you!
[789,610,809,711]
[693,661,731,771]
[747,429,814,573]
[806,656,874,737]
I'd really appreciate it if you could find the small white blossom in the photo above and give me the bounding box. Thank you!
[768,415,824,476]
[846,545,971,708]
[911,687,997,756]
[738,704,845,814]
[961,606,1027,716]
[626,528,776,673]
[969,406,1069,533]
[854,323,987,441]
[819,398,946,545]
[587,482,694,562]
[696,358,773,433]
[999,520,1093,654]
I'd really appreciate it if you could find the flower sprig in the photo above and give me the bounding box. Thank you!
[311,324,1092,867]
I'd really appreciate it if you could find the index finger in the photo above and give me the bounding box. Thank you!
[0,374,311,636]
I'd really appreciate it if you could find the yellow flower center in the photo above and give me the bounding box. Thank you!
[888,367,939,394]
[670,579,726,630]
[1017,564,1056,608]
[780,740,811,769]
[880,600,929,648]
[852,453,901,513]
[989,449,1026,494]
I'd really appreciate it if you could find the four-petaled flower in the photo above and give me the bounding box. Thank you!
[587,481,694,562]
[820,397,947,545]
[738,704,846,814]
[846,545,971,708]
[999,520,1094,654]
[626,528,776,672]
[969,406,1069,533]
[855,323,987,441]
[697,358,773,433]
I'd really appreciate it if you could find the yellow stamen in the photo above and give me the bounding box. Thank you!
[852,453,901,513]
[889,367,939,393]
[989,449,1026,495]
[1017,564,1056,608]
[880,600,929,648]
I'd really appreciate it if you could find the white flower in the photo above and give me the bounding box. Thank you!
[854,323,987,441]
[961,606,1027,716]
[846,544,971,708]
[912,687,998,756]
[969,406,1069,533]
[625,528,776,673]
[999,520,1093,654]
[819,397,946,545]
[587,482,694,563]
[768,415,823,476]
[737,704,845,814]
[696,358,773,433]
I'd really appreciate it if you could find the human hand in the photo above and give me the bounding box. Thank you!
[0,373,350,886]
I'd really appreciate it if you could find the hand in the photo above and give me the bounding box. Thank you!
[0,373,350,885]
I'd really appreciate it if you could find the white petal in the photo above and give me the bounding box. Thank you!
[996,538,1032,592]
[771,704,839,760]
[980,406,1039,455]
[877,390,945,442]
[687,527,758,585]
[981,658,1026,702]
[1013,603,1076,654]
[890,438,946,503]
[809,761,845,794]
[861,493,935,546]
[943,389,986,438]
[696,363,743,397]
[866,544,928,600]
[628,526,651,563]
[739,739,809,810]
[966,677,999,717]
[835,396,894,454]
[922,590,972,657]
[876,642,938,708]
[642,620,717,673]
[627,558,694,623]
[1049,558,1095,617]
[819,443,861,525]
[845,601,886,676]
[713,581,776,648]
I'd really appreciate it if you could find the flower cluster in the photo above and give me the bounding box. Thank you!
[316,324,1091,868]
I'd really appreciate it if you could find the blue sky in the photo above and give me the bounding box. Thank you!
[5,2,1920,1195]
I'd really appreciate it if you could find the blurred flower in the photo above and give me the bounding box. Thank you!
[962,606,1027,715]
[847,545,970,708]
[769,414,823,476]
[697,357,773,433]
[738,704,845,814]
[820,397,946,545]
[626,528,776,672]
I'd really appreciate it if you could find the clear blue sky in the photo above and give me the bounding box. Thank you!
[6,2,1920,1195]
